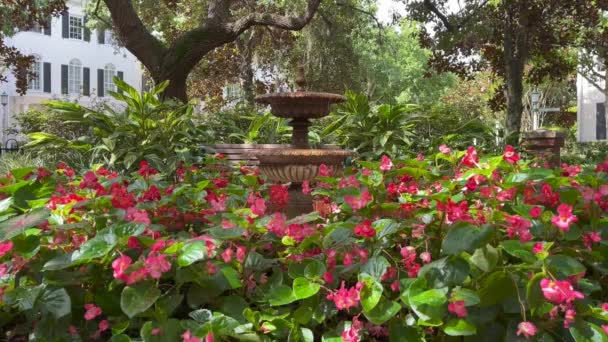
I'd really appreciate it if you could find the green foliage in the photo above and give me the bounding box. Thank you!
[25,78,208,173]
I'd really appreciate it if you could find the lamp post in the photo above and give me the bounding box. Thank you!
[0,92,8,146]
[530,89,541,131]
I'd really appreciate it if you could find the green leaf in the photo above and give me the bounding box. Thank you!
[110,334,131,342]
[360,255,390,281]
[527,272,546,310]
[220,266,243,289]
[178,241,207,267]
[304,259,326,279]
[71,232,117,263]
[140,319,182,342]
[478,271,517,306]
[410,289,449,307]
[40,287,71,318]
[12,234,40,259]
[500,240,536,263]
[293,277,320,299]
[418,256,469,288]
[441,223,493,255]
[208,227,245,239]
[120,281,161,318]
[451,288,480,306]
[363,299,401,325]
[470,245,499,272]
[407,278,448,321]
[547,255,586,278]
[373,219,400,239]
[389,320,425,342]
[0,207,50,241]
[268,285,297,306]
[112,222,146,238]
[569,321,608,342]
[443,319,477,336]
[359,273,383,312]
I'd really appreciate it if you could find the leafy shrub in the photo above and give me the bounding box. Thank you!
[24,79,209,174]
[0,148,607,340]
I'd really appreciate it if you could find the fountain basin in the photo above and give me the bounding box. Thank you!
[248,147,353,182]
[255,91,345,119]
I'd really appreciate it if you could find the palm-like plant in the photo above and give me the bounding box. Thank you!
[25,78,207,173]
[322,91,419,159]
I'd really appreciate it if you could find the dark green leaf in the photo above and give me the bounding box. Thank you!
[293,277,320,299]
[547,255,586,278]
[178,241,207,267]
[443,319,477,336]
[120,281,161,318]
[0,207,50,241]
[442,223,493,255]
[363,299,401,325]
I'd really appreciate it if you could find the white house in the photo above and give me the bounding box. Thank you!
[577,63,606,142]
[0,0,143,143]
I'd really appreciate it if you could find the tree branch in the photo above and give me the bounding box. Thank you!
[231,0,322,35]
[92,0,113,29]
[423,0,453,31]
[579,68,605,93]
[102,0,166,75]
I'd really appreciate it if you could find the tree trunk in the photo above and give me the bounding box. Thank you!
[236,33,257,106]
[503,2,529,145]
[160,75,188,102]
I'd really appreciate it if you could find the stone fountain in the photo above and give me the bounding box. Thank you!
[251,68,353,216]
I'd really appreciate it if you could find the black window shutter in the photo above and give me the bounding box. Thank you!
[83,67,90,96]
[43,62,51,93]
[61,64,68,94]
[44,17,52,36]
[597,102,606,140]
[61,12,69,38]
[83,16,90,41]
[117,71,124,94]
[97,69,104,97]
[97,29,105,44]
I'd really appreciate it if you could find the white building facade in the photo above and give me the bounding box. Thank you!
[577,66,607,142]
[0,0,142,143]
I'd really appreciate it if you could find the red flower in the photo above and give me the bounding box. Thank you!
[222,248,234,263]
[354,219,375,239]
[269,185,289,209]
[141,185,161,202]
[583,231,602,249]
[138,160,158,177]
[110,183,136,209]
[319,164,332,176]
[530,206,542,218]
[503,145,520,164]
[461,146,479,168]
[144,254,171,279]
[551,204,578,231]
[250,198,266,216]
[516,321,537,338]
[112,255,132,281]
[439,144,451,155]
[342,315,363,342]
[344,189,372,211]
[448,300,467,317]
[504,215,532,242]
[540,278,584,304]
[0,241,13,258]
[532,243,544,254]
[181,330,201,342]
[84,303,102,320]
[379,155,393,171]
[326,281,363,311]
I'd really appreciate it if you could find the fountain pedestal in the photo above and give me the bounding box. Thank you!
[251,69,353,217]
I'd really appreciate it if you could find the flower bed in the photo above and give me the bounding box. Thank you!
[0,147,607,341]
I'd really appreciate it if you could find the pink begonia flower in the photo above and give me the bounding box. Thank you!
[532,243,544,254]
[417,153,424,161]
[0,263,8,277]
[461,146,479,168]
[379,155,394,171]
[221,248,234,263]
[439,144,451,155]
[236,246,247,263]
[319,164,332,176]
[206,261,218,275]
[583,231,602,249]
[0,241,13,258]
[503,145,520,164]
[448,300,467,317]
[125,207,151,226]
[144,253,171,279]
[551,204,578,231]
[564,309,576,329]
[602,325,608,335]
[354,219,375,239]
[602,303,608,311]
[112,255,132,280]
[221,219,236,229]
[323,271,334,284]
[530,206,542,218]
[326,281,363,311]
[98,320,109,331]
[84,303,102,320]
[344,189,372,211]
[516,321,537,338]
[419,252,432,264]
[151,328,162,336]
[181,330,201,342]
[250,198,266,216]
[504,215,532,242]
[342,315,363,342]
[301,181,311,194]
[540,278,584,304]
[68,325,78,335]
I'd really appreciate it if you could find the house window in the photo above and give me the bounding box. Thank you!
[104,64,116,93]
[69,15,83,39]
[68,59,82,94]
[28,55,42,91]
